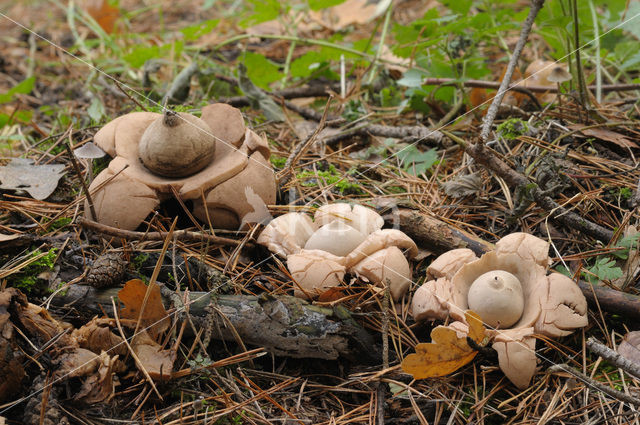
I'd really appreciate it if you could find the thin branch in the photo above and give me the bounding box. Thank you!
[548,363,640,407]
[480,0,546,142]
[77,217,245,246]
[65,136,96,221]
[447,131,615,242]
[278,97,333,186]
[586,337,640,380]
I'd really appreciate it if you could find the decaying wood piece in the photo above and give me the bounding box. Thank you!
[51,285,377,361]
[393,209,494,256]
[395,208,640,320]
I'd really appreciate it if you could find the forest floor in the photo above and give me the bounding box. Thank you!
[2,0,640,424]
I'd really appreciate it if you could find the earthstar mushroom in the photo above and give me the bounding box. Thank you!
[257,203,417,300]
[86,104,276,230]
[410,232,588,388]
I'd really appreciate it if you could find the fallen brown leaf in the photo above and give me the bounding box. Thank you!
[118,279,170,340]
[567,124,638,149]
[72,317,127,356]
[618,331,640,366]
[84,0,119,34]
[74,352,121,403]
[131,330,176,380]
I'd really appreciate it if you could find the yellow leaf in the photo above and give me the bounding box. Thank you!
[466,310,485,344]
[401,310,487,380]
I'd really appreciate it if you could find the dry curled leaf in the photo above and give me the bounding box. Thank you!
[401,311,486,379]
[567,124,639,149]
[72,317,127,356]
[74,352,121,403]
[0,158,65,200]
[132,330,175,380]
[441,173,483,198]
[118,279,170,339]
[84,0,119,34]
[618,331,640,366]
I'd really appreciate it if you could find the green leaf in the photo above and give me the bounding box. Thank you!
[290,51,325,78]
[180,19,219,41]
[123,42,183,68]
[441,0,472,15]
[87,96,105,123]
[555,265,573,278]
[620,2,640,40]
[202,0,217,10]
[397,146,439,176]
[124,45,160,68]
[308,0,346,11]
[12,110,33,124]
[243,52,283,89]
[0,77,36,104]
[237,63,284,122]
[397,69,425,88]
[239,0,281,27]
[585,257,623,283]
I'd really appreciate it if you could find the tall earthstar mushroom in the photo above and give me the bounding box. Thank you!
[258,203,418,300]
[410,233,588,389]
[86,104,276,230]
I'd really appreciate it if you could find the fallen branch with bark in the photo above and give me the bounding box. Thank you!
[50,284,378,362]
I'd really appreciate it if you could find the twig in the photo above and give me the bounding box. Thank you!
[77,217,245,246]
[586,337,640,380]
[548,363,640,407]
[571,0,590,110]
[278,97,333,187]
[219,78,387,107]
[220,83,344,107]
[448,131,615,242]
[112,79,148,112]
[65,135,96,221]
[283,101,446,145]
[480,0,545,142]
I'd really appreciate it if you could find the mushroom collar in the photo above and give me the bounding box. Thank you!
[411,233,588,388]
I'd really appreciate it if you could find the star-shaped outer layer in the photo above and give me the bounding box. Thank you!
[86,104,276,230]
[257,203,418,301]
[410,233,588,389]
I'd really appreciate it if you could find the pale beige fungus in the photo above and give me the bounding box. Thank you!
[410,232,587,389]
[86,104,276,230]
[257,203,417,301]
